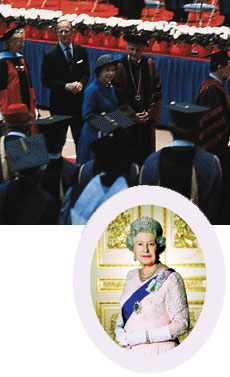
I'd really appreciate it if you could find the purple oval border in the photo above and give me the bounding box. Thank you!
[73,186,225,373]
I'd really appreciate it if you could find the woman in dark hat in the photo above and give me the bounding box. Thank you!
[76,54,118,165]
[0,26,37,134]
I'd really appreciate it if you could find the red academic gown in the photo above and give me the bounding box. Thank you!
[0,52,37,134]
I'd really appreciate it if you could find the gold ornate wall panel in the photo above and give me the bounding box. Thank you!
[97,278,126,293]
[96,276,206,293]
[90,205,206,344]
[183,277,206,291]
[163,213,205,268]
[96,302,120,341]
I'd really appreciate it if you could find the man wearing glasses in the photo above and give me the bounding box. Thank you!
[41,19,90,154]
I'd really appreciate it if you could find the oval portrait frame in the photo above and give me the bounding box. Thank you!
[73,185,225,373]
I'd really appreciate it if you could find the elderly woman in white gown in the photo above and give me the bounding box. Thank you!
[115,217,190,355]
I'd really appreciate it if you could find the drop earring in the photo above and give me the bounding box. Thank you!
[134,254,137,262]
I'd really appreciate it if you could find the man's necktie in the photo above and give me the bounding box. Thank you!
[65,46,72,62]
[133,61,141,69]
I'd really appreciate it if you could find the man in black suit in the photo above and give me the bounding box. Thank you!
[41,19,90,155]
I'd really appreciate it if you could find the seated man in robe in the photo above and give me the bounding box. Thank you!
[0,103,32,183]
[0,134,59,224]
[140,102,222,224]
[37,115,76,202]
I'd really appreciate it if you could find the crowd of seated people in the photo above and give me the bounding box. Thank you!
[0,23,229,225]
[0,99,223,225]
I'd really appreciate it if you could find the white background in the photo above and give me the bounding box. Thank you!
[0,225,228,377]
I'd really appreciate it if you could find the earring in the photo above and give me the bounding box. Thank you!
[134,254,137,262]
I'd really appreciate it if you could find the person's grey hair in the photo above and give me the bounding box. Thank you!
[126,216,166,253]
[57,19,72,29]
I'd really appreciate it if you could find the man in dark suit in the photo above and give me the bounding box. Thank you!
[41,19,90,155]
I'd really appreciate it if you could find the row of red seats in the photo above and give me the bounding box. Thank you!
[1,0,224,26]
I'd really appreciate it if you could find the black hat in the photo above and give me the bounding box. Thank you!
[89,110,134,134]
[35,115,74,154]
[205,50,230,65]
[90,127,129,155]
[155,102,210,136]
[35,115,73,128]
[89,127,132,177]
[94,54,118,74]
[165,101,210,116]
[5,134,49,173]
[0,25,24,42]
[124,33,149,47]
[89,111,135,173]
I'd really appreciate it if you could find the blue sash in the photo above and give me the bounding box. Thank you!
[122,268,175,325]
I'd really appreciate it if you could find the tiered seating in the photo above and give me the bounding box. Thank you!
[74,1,116,17]
[184,0,219,26]
[1,0,117,16]
[142,0,173,21]
[0,0,224,26]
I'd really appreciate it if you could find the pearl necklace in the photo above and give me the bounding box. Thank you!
[138,263,161,282]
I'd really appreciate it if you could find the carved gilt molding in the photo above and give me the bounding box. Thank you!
[97,278,126,292]
[172,214,199,249]
[96,276,206,293]
[183,277,206,291]
[106,210,132,249]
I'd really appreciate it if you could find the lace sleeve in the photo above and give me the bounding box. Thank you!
[166,272,190,339]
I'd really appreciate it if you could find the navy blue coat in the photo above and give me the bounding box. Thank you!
[76,77,118,164]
